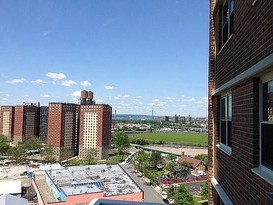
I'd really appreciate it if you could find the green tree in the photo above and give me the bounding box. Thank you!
[167,154,177,161]
[0,135,10,155]
[8,144,27,164]
[23,137,43,155]
[195,154,208,170]
[86,148,98,165]
[41,145,55,164]
[60,147,71,163]
[178,161,193,177]
[134,150,150,174]
[165,161,176,177]
[144,169,162,183]
[201,181,209,200]
[113,132,130,159]
[150,151,163,169]
[167,185,194,205]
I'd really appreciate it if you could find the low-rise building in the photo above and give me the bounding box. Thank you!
[33,164,143,205]
[178,156,206,175]
[0,194,28,205]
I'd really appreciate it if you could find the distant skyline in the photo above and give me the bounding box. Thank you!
[0,0,209,117]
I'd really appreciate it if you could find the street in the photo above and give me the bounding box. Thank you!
[120,163,165,204]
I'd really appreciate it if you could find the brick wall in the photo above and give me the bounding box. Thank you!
[208,0,216,204]
[214,0,273,88]
[214,79,273,204]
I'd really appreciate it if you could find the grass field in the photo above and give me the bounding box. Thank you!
[129,132,208,147]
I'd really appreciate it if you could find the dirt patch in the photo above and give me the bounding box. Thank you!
[142,145,207,157]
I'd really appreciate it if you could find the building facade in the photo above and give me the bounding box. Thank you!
[209,0,273,204]
[39,106,48,143]
[13,103,40,145]
[0,106,15,141]
[79,104,112,160]
[47,103,79,160]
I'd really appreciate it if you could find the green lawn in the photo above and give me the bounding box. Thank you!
[107,149,130,164]
[129,132,208,147]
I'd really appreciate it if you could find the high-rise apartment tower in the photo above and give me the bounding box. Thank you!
[0,106,15,141]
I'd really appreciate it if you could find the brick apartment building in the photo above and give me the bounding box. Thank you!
[47,103,78,160]
[0,106,15,141]
[13,103,40,145]
[39,106,48,143]
[79,90,112,160]
[208,0,273,204]
[0,90,112,161]
[79,104,112,160]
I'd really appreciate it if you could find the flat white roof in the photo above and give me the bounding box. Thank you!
[46,164,142,197]
[0,181,21,194]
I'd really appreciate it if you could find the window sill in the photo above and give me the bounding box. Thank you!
[252,166,273,186]
[216,144,232,156]
[218,34,234,55]
[212,177,234,205]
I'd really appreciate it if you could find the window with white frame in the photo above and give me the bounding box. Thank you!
[220,93,232,147]
[219,0,234,49]
[261,79,273,170]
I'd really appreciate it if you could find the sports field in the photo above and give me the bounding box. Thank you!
[129,132,208,147]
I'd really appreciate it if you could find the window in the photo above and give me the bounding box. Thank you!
[219,0,234,49]
[261,79,273,170]
[220,93,232,147]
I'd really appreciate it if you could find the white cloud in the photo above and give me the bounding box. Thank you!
[31,79,47,85]
[195,101,203,104]
[152,99,160,102]
[183,98,196,102]
[61,80,77,87]
[71,90,81,97]
[6,78,26,84]
[137,96,142,98]
[118,94,129,98]
[203,97,208,102]
[1,98,8,101]
[95,98,105,103]
[40,94,50,98]
[80,80,91,87]
[167,97,176,101]
[105,85,115,90]
[114,94,129,100]
[46,72,66,80]
[156,102,167,107]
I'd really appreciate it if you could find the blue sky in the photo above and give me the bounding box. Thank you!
[0,0,209,117]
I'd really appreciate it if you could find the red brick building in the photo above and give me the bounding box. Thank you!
[208,0,273,204]
[13,103,40,145]
[0,106,15,141]
[47,103,79,160]
[79,104,112,160]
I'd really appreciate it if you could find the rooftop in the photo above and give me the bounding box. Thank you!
[178,156,203,168]
[46,164,142,197]
[0,194,28,205]
[0,181,21,195]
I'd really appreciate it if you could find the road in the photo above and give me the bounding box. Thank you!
[120,163,165,204]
